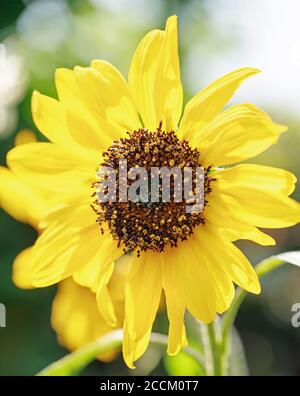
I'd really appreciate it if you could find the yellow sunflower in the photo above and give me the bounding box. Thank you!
[0,130,124,362]
[51,265,126,363]
[6,16,300,368]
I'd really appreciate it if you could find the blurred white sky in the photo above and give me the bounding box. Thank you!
[186,0,300,115]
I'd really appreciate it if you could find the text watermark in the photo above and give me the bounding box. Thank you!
[0,303,6,327]
[97,160,205,214]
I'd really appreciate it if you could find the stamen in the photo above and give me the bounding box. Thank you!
[92,125,214,256]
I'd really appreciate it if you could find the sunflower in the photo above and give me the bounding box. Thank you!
[0,130,124,362]
[51,265,126,363]
[6,16,300,368]
[52,279,119,362]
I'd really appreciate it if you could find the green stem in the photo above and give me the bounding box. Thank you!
[219,288,246,376]
[221,288,247,351]
[37,330,205,376]
[206,322,222,376]
[199,322,213,375]
[220,257,285,375]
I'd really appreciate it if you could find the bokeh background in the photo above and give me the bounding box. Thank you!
[0,0,300,376]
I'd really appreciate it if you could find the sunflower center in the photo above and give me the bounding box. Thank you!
[92,124,213,256]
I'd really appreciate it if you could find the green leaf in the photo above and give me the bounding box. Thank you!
[276,251,300,266]
[255,250,300,277]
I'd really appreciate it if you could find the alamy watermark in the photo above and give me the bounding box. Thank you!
[0,303,6,328]
[96,159,205,214]
[291,303,300,328]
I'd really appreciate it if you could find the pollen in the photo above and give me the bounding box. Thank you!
[92,124,214,256]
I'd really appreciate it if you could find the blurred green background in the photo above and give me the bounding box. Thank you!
[0,0,300,376]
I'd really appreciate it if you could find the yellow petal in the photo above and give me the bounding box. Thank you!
[32,90,103,158]
[55,67,81,106]
[77,253,130,330]
[72,249,104,292]
[129,15,182,130]
[32,91,72,145]
[179,68,260,140]
[73,66,135,143]
[72,231,124,326]
[166,234,218,323]
[91,60,141,132]
[29,206,99,286]
[97,285,118,328]
[162,258,187,355]
[205,203,275,246]
[194,104,287,166]
[55,67,91,120]
[7,142,95,193]
[73,231,124,290]
[12,247,35,289]
[57,63,141,148]
[197,225,261,294]
[206,265,235,314]
[31,226,99,287]
[56,68,108,148]
[14,129,37,146]
[95,256,119,327]
[65,109,110,151]
[210,161,299,243]
[214,164,297,196]
[125,251,163,342]
[52,279,120,362]
[108,254,133,303]
[122,317,151,369]
[0,166,44,227]
[212,188,300,228]
[39,197,92,229]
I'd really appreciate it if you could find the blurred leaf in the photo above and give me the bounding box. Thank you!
[255,251,300,278]
[276,251,300,267]
[163,350,205,376]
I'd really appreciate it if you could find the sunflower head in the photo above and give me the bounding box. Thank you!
[93,123,214,256]
[4,15,300,369]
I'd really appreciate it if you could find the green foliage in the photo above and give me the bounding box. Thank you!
[164,351,204,376]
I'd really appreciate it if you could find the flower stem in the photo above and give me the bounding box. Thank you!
[219,256,285,375]
[37,330,205,376]
[206,322,222,376]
